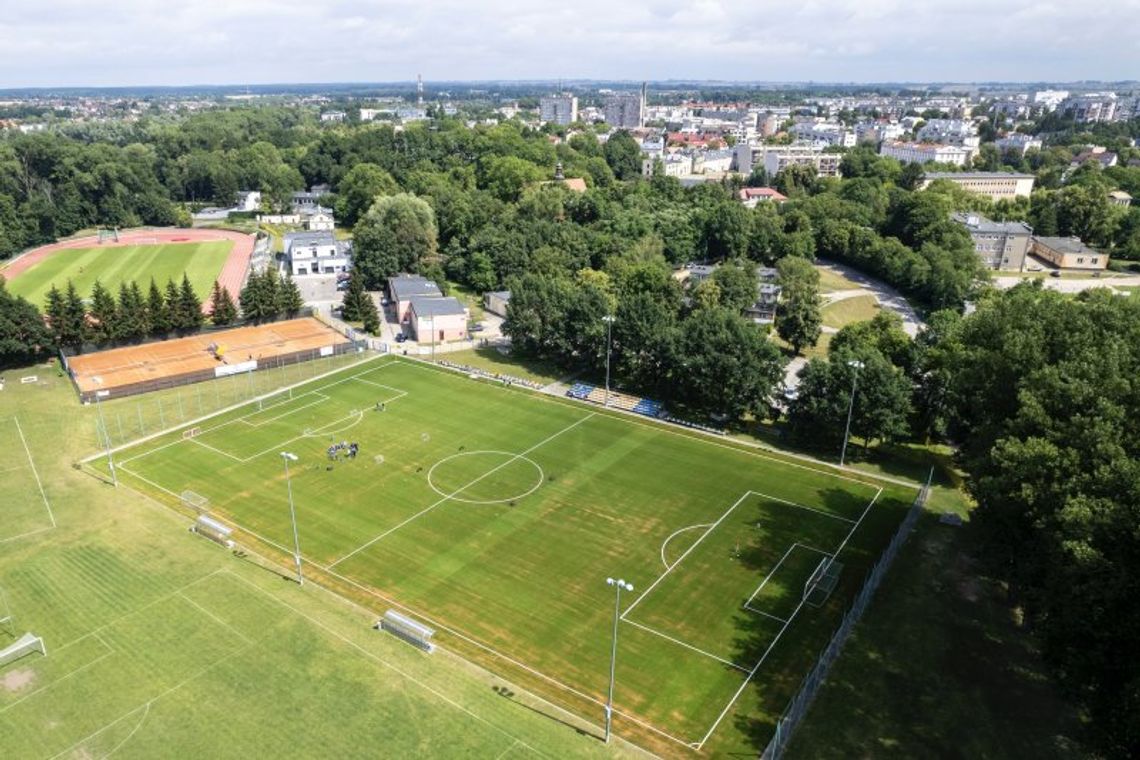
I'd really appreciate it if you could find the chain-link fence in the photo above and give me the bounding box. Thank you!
[90,347,372,451]
[761,470,935,760]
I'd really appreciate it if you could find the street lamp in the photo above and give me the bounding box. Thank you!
[280,452,303,585]
[604,576,633,743]
[602,315,616,407]
[839,360,865,467]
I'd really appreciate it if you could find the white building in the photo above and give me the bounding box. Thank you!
[735,142,842,177]
[235,190,262,211]
[922,172,1035,200]
[880,141,971,167]
[1061,93,1118,123]
[539,94,579,125]
[790,121,856,147]
[1031,90,1070,111]
[917,119,980,149]
[285,232,351,277]
[995,133,1044,155]
[304,208,335,231]
[320,111,347,123]
[643,153,692,178]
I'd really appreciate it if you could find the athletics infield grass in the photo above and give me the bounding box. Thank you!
[101,355,918,755]
[4,241,231,307]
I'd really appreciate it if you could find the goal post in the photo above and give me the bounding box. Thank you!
[97,228,119,244]
[803,557,843,608]
[257,387,294,412]
[0,633,46,668]
[181,490,209,515]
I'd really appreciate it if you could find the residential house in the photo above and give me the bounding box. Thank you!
[388,275,443,323]
[738,187,788,208]
[284,231,352,277]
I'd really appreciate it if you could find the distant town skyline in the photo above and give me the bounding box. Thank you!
[2,0,1138,88]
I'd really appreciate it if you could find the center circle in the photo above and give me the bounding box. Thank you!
[427,450,545,505]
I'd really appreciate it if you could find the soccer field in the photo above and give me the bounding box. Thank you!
[106,356,917,754]
[5,241,232,307]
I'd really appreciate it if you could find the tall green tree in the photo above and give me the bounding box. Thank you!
[61,281,88,350]
[114,281,148,342]
[0,279,51,366]
[280,273,304,318]
[352,194,439,288]
[209,282,239,326]
[146,278,169,336]
[88,280,118,344]
[775,256,822,355]
[603,130,642,181]
[334,163,399,226]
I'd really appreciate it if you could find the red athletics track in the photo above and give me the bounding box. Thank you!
[0,228,254,313]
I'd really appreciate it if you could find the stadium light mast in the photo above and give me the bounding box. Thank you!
[602,315,616,407]
[839,360,865,467]
[280,452,303,585]
[603,576,633,743]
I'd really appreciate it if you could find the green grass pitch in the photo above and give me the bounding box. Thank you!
[5,241,232,307]
[105,355,918,753]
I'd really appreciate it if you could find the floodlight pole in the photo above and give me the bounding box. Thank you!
[94,393,117,486]
[604,576,633,743]
[602,315,615,407]
[281,452,303,585]
[839,360,864,467]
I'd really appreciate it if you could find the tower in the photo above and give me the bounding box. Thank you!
[417,74,424,107]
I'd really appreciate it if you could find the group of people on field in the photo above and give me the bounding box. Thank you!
[327,440,359,461]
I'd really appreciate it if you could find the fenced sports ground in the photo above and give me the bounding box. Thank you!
[0,228,253,311]
[66,318,354,402]
[91,355,918,755]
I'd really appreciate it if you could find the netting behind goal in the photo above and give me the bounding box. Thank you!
[258,387,294,412]
[181,490,209,514]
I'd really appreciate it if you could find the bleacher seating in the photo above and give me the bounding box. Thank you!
[565,383,666,420]
[567,382,595,400]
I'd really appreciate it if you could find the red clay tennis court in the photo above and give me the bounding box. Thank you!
[66,318,354,402]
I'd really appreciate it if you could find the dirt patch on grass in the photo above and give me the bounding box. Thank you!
[1,667,36,692]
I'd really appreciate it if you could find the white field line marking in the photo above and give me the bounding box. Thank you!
[659,523,712,569]
[402,356,909,491]
[621,618,750,673]
[113,360,398,466]
[0,526,54,546]
[0,644,116,714]
[14,415,55,528]
[238,391,330,427]
[100,702,151,759]
[351,376,409,401]
[47,703,149,760]
[621,491,754,621]
[741,607,789,624]
[178,592,253,645]
[694,486,885,750]
[742,543,799,609]
[49,638,258,760]
[186,408,364,464]
[795,542,835,557]
[221,570,550,759]
[330,412,596,568]
[113,465,697,754]
[53,571,228,653]
[494,738,521,760]
[752,490,856,524]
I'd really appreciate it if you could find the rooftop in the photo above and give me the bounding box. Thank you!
[1033,236,1098,255]
[952,212,1033,235]
[926,172,1035,180]
[284,231,338,251]
[389,275,442,301]
[410,295,466,317]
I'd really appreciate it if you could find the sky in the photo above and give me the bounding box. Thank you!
[2,0,1138,88]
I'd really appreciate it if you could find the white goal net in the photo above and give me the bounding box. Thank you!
[181,490,209,514]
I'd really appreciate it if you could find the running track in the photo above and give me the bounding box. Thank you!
[0,228,255,313]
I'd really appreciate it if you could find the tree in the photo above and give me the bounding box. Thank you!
[0,279,51,366]
[177,274,204,332]
[115,281,148,342]
[711,260,759,312]
[897,162,926,191]
[163,279,182,332]
[340,268,368,322]
[775,256,822,355]
[44,284,66,348]
[334,163,398,226]
[209,282,238,326]
[673,307,784,419]
[146,278,170,336]
[60,281,88,350]
[88,280,118,344]
[603,130,642,181]
[280,273,304,318]
[703,202,753,260]
[352,194,439,288]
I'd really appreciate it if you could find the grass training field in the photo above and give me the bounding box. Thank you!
[101,354,918,754]
[5,241,232,306]
[0,369,622,760]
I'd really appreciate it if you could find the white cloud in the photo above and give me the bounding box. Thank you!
[0,0,1136,86]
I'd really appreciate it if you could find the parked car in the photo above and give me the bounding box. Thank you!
[469,323,485,332]
[395,333,408,343]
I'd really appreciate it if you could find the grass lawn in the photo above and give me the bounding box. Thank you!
[816,267,864,294]
[0,362,627,760]
[5,242,232,307]
[100,355,918,755]
[444,346,566,385]
[821,295,881,330]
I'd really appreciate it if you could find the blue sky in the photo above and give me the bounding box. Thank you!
[1,0,1137,87]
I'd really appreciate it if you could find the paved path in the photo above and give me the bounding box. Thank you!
[817,259,923,337]
[992,274,1140,293]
